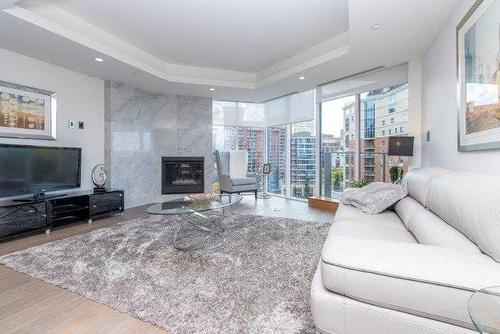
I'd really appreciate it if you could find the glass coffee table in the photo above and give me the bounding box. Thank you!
[468,286,500,333]
[147,194,242,251]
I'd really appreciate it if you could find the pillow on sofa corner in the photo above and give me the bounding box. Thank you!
[341,182,408,214]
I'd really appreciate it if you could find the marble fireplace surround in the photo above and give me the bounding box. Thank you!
[105,80,213,208]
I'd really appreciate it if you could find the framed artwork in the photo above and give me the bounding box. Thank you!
[263,163,271,175]
[457,0,500,151]
[0,80,56,140]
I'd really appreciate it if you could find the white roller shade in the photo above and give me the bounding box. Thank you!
[290,89,315,123]
[265,97,288,126]
[213,101,237,126]
[319,63,409,102]
[265,89,315,126]
[213,100,265,127]
[237,102,265,127]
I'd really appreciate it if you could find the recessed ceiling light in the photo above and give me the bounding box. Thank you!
[299,76,305,80]
[94,57,104,62]
[209,88,215,91]
[371,24,381,30]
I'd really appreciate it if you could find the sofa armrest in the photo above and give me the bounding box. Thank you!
[322,236,500,291]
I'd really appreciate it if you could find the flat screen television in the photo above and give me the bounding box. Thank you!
[0,144,81,199]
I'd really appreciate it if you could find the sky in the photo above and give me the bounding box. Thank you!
[321,96,355,136]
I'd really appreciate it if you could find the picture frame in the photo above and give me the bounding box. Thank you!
[456,0,500,151]
[0,80,56,140]
[263,163,271,175]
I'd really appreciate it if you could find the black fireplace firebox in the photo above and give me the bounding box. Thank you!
[161,157,204,194]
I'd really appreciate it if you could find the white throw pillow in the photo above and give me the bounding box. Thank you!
[341,182,408,214]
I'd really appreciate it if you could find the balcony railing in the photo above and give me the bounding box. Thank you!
[321,151,393,198]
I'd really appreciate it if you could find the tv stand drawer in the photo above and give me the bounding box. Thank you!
[89,191,124,217]
[0,202,47,237]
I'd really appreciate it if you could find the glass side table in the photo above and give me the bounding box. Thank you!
[468,286,500,333]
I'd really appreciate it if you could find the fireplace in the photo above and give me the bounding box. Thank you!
[161,157,204,194]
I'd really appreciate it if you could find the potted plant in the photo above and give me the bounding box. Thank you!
[390,165,403,183]
[346,178,372,188]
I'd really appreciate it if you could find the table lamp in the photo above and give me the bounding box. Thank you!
[387,136,414,184]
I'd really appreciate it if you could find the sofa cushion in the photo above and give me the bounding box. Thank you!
[394,197,422,228]
[426,171,500,262]
[407,208,481,255]
[403,167,449,207]
[231,176,256,186]
[335,203,409,231]
[321,236,500,329]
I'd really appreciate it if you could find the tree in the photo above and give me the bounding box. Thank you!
[304,177,312,197]
[331,168,344,191]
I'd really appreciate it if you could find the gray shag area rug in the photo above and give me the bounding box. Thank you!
[0,213,329,333]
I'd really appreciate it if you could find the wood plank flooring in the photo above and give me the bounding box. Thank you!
[0,196,333,333]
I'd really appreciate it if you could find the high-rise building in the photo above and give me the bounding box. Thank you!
[290,122,316,198]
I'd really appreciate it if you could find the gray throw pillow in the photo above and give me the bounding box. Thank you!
[341,182,408,214]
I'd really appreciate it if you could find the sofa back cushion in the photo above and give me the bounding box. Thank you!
[403,167,449,207]
[426,171,500,262]
[407,207,481,254]
[394,197,421,228]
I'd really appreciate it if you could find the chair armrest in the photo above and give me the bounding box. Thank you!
[322,236,500,291]
[218,175,233,189]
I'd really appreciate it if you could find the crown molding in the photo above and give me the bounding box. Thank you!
[3,3,351,89]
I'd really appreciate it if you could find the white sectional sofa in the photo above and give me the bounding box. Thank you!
[311,167,500,334]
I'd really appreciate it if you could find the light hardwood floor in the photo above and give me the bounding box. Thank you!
[0,196,333,333]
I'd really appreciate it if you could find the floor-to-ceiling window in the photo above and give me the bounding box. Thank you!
[320,95,356,197]
[359,83,409,183]
[317,64,410,192]
[212,65,410,199]
[212,101,265,191]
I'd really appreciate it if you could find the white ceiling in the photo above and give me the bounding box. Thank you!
[0,0,459,102]
[54,0,349,72]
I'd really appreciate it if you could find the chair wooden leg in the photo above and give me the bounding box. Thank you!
[254,190,257,200]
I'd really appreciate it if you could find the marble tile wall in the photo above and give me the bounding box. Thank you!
[105,81,213,208]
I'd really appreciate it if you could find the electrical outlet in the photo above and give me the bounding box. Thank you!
[68,120,76,128]
[78,121,85,129]
[426,131,431,142]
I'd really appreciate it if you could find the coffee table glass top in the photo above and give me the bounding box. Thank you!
[146,194,242,215]
[468,285,500,333]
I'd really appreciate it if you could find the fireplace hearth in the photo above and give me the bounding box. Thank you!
[161,157,204,194]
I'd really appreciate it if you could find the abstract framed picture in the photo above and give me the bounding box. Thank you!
[457,0,500,151]
[0,80,56,140]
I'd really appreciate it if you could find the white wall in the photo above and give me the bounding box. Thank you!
[408,58,422,169]
[0,47,105,199]
[421,0,500,175]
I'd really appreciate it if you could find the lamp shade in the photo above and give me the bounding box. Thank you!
[387,136,414,156]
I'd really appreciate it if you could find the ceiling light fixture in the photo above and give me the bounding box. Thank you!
[299,76,305,80]
[371,24,381,30]
[94,57,104,62]
[209,88,215,91]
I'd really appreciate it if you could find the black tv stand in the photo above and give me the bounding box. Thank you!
[0,190,124,240]
[13,193,68,203]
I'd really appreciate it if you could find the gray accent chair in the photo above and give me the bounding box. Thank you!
[215,150,258,199]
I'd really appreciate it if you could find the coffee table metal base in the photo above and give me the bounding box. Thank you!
[172,208,226,251]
